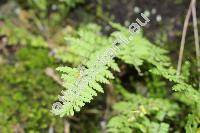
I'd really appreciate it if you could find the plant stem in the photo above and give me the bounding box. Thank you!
[191,0,200,89]
[177,0,195,75]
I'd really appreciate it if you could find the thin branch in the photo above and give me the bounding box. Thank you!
[64,120,70,133]
[48,125,54,133]
[45,67,63,86]
[191,0,200,88]
[177,0,195,75]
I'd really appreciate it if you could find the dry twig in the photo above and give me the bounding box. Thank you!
[191,0,200,88]
[64,120,70,133]
[45,67,63,86]
[177,0,195,75]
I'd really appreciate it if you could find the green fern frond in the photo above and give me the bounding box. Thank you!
[52,64,118,116]
[55,24,114,65]
[53,23,200,118]
[110,22,170,68]
[107,88,179,133]
[150,65,200,105]
[52,23,123,117]
[185,114,200,133]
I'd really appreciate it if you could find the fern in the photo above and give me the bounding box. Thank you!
[107,86,178,133]
[52,25,119,116]
[53,22,200,119]
[0,20,47,47]
[110,22,170,68]
[185,114,200,133]
[110,23,200,109]
[52,62,118,116]
[55,24,114,65]
[150,65,200,105]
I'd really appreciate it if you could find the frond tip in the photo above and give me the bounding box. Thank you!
[51,61,118,117]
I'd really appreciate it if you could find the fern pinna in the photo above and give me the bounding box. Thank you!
[52,23,200,125]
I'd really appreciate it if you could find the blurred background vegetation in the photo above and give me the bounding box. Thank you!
[0,0,200,132]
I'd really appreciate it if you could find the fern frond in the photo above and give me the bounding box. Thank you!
[52,63,118,116]
[55,24,114,65]
[150,65,200,105]
[107,88,179,133]
[110,22,170,68]
[53,23,200,117]
[52,34,119,116]
[110,23,200,107]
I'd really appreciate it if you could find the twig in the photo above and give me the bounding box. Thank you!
[191,0,200,88]
[177,0,195,75]
[64,120,70,133]
[101,84,116,133]
[45,67,63,86]
[48,125,54,133]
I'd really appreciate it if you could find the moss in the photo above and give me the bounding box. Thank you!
[0,47,63,132]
